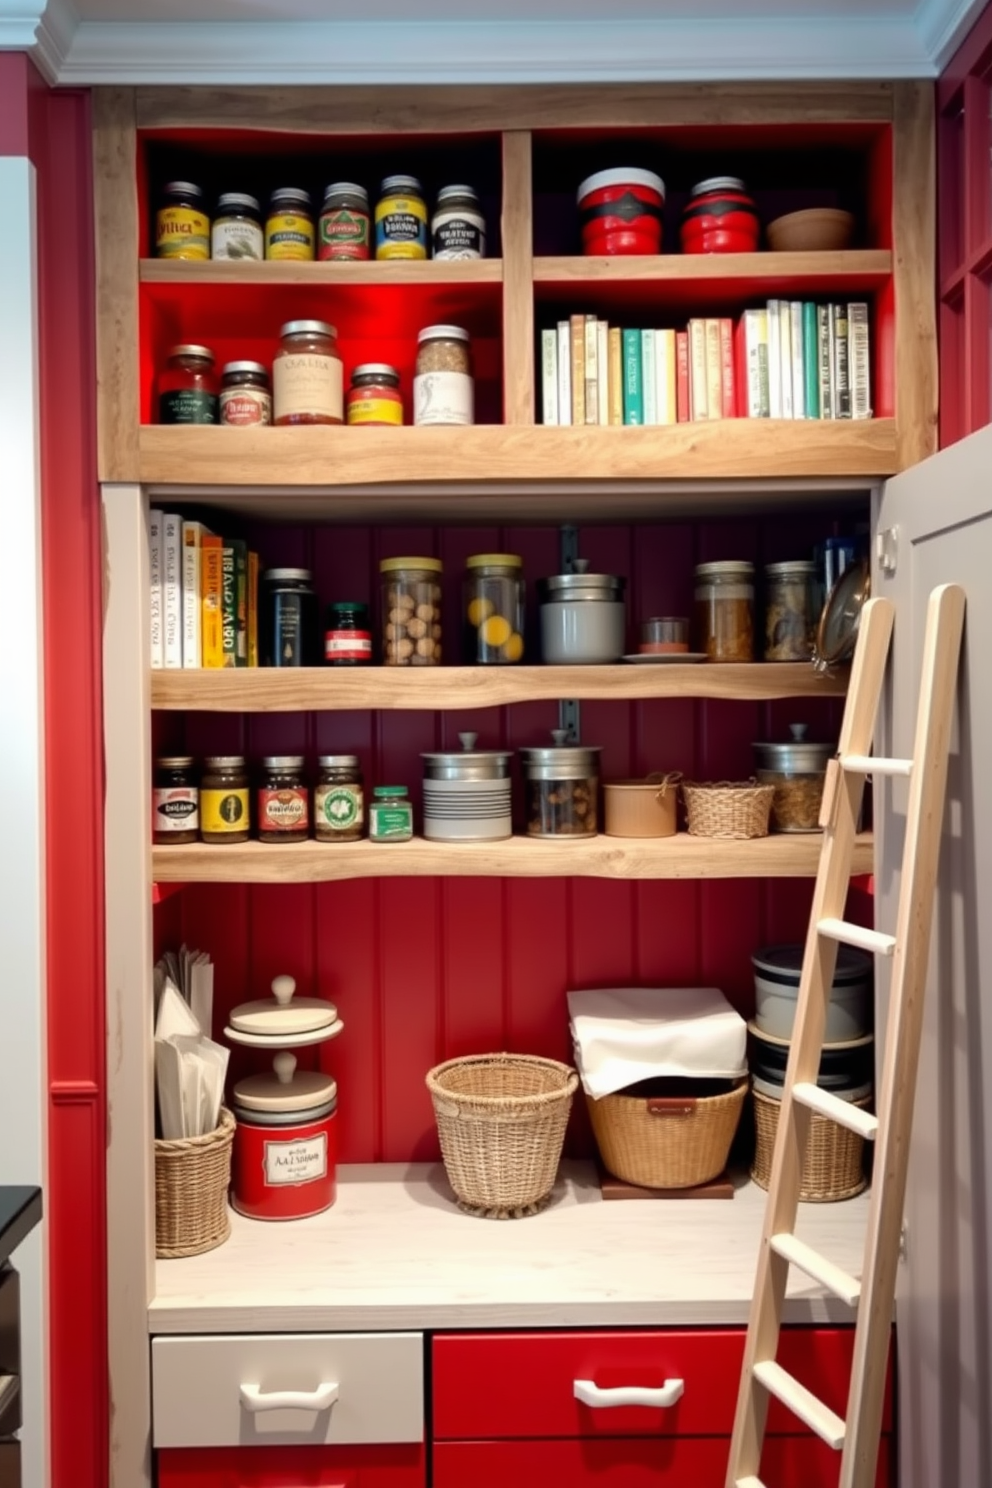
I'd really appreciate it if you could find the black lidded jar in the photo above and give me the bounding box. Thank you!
[261,568,319,667]
[153,755,199,845]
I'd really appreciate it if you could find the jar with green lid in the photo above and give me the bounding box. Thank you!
[764,560,817,662]
[315,756,364,842]
[694,560,755,662]
[257,756,309,844]
[200,756,250,844]
[380,556,442,666]
[153,756,199,845]
[324,601,372,665]
[369,785,413,842]
[463,554,524,664]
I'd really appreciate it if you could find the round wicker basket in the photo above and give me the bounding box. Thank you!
[587,1080,747,1189]
[682,779,774,839]
[751,1085,868,1201]
[154,1106,235,1258]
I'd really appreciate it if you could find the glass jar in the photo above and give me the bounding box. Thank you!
[640,617,690,655]
[211,192,263,261]
[200,756,250,844]
[260,568,319,667]
[754,725,834,833]
[158,345,219,425]
[152,756,199,845]
[380,556,442,666]
[520,736,602,837]
[319,182,371,261]
[265,187,315,260]
[219,361,272,426]
[694,560,755,662]
[257,756,310,843]
[369,785,414,842]
[324,601,372,665]
[431,185,486,260]
[374,175,427,260]
[463,553,524,664]
[315,755,364,842]
[764,560,817,662]
[273,320,343,425]
[346,364,403,426]
[155,181,210,260]
[413,325,473,426]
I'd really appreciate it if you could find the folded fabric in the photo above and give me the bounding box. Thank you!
[567,985,747,1098]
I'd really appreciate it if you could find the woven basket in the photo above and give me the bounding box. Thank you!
[682,779,774,839]
[426,1054,579,1219]
[154,1106,235,1258]
[751,1085,868,1201]
[587,1080,747,1189]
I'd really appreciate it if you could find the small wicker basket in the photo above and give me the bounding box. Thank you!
[682,779,774,839]
[154,1106,235,1258]
[426,1053,579,1219]
[751,1085,868,1201]
[586,1080,747,1189]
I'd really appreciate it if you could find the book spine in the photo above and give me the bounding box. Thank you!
[149,508,163,670]
[201,536,224,668]
[827,304,839,418]
[556,320,572,425]
[656,329,677,424]
[621,328,643,425]
[803,302,820,419]
[607,327,623,425]
[704,318,722,419]
[818,304,832,419]
[675,331,690,422]
[719,317,735,418]
[247,550,259,667]
[181,520,205,669]
[688,319,708,420]
[596,320,609,425]
[790,301,805,419]
[221,541,238,668]
[584,315,598,425]
[833,302,851,418]
[234,540,248,666]
[767,300,782,417]
[848,301,872,419]
[570,313,586,425]
[162,513,182,670]
[540,328,558,425]
[779,302,793,418]
[641,327,658,425]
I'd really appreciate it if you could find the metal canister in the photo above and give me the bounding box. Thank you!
[231,1053,337,1221]
[519,732,602,837]
[421,732,513,842]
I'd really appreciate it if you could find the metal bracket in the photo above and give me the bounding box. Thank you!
[558,699,581,742]
[875,525,899,577]
[899,1220,909,1262]
[560,524,580,572]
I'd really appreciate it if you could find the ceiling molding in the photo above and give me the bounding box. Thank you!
[0,0,48,51]
[30,0,77,83]
[915,0,986,69]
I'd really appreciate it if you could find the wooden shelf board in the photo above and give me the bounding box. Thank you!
[535,250,892,292]
[152,831,873,884]
[151,662,847,712]
[140,258,504,287]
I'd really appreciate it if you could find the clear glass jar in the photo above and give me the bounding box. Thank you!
[153,756,199,845]
[764,560,817,662]
[200,756,250,844]
[520,738,601,837]
[265,187,315,260]
[315,755,364,842]
[156,181,209,260]
[694,560,755,662]
[319,182,371,261]
[347,364,403,426]
[257,756,310,843]
[463,553,524,664]
[158,344,219,425]
[374,175,428,260]
[369,785,414,842]
[754,725,834,833]
[380,556,442,666]
[273,320,343,425]
[220,361,272,426]
[211,192,263,260]
[413,325,474,426]
[431,185,486,260]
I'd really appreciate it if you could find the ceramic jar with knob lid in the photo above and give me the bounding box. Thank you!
[223,973,343,1047]
[538,560,627,664]
[231,1052,338,1221]
[421,732,513,843]
[520,731,602,837]
[753,724,834,833]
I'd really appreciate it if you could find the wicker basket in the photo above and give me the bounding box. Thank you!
[426,1054,579,1219]
[154,1106,235,1258]
[751,1085,868,1201]
[682,779,774,839]
[586,1080,747,1189]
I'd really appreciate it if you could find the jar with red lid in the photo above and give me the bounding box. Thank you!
[577,168,665,256]
[346,364,403,426]
[231,1052,337,1221]
[680,177,760,254]
[158,344,219,425]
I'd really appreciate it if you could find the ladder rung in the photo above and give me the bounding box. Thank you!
[793,1082,879,1140]
[769,1233,862,1306]
[841,753,914,777]
[817,917,897,956]
[752,1359,847,1450]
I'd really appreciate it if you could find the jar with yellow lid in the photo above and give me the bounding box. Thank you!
[463,554,525,664]
[380,556,442,666]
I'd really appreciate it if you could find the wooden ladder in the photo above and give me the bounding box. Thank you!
[725,583,966,1488]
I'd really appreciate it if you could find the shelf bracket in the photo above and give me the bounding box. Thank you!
[558,698,581,742]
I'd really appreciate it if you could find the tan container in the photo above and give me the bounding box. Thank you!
[154,1106,235,1258]
[750,1084,868,1201]
[586,1080,747,1189]
[603,773,680,838]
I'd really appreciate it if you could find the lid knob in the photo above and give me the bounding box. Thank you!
[271,974,296,1007]
[459,731,478,752]
[272,1051,297,1085]
[788,723,809,742]
[551,729,570,748]
[571,558,590,575]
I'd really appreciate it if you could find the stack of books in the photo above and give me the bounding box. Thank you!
[149,513,259,669]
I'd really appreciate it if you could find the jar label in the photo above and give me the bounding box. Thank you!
[200,787,249,833]
[413,371,474,427]
[318,209,370,260]
[153,787,198,832]
[432,212,486,260]
[264,1132,327,1186]
[346,397,403,427]
[375,196,428,258]
[273,353,343,421]
[156,205,210,259]
[211,218,264,261]
[258,787,309,832]
[160,388,218,425]
[265,213,315,260]
[220,387,272,426]
[316,783,364,831]
[324,630,372,660]
[369,803,413,840]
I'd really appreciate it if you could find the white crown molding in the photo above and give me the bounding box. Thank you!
[0,0,48,50]
[915,0,986,69]
[30,0,77,83]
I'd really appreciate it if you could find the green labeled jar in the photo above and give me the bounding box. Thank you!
[315,755,364,842]
[369,784,413,842]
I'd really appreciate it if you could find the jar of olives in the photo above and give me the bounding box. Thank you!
[380,556,442,666]
[463,553,524,664]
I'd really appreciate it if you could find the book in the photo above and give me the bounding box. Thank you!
[735,309,769,418]
[570,313,586,425]
[833,302,851,418]
[221,540,240,668]
[704,319,723,420]
[779,301,793,419]
[802,301,820,419]
[675,331,690,422]
[540,328,558,425]
[719,318,735,418]
[607,327,623,425]
[767,300,782,417]
[818,304,832,419]
[584,314,599,425]
[235,541,248,666]
[790,301,805,419]
[621,328,643,425]
[181,520,209,669]
[149,508,163,670]
[848,301,871,419]
[596,320,609,425]
[247,551,259,667]
[556,320,572,426]
[655,328,677,424]
[688,319,708,421]
[641,327,658,426]
[162,513,183,670]
[200,535,224,668]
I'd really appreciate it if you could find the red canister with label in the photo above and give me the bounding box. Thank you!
[232,1053,338,1221]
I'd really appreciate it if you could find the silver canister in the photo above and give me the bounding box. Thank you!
[538,560,627,664]
[519,731,602,836]
[421,732,513,842]
[753,723,834,833]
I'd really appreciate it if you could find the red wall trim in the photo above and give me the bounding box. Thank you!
[938,0,992,104]
[0,54,30,156]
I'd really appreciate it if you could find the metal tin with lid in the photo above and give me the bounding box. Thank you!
[751,941,873,1044]
[422,733,512,843]
[231,1052,338,1221]
[753,723,834,833]
[539,561,627,664]
[520,732,602,837]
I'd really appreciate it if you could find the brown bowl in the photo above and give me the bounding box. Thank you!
[765,208,855,252]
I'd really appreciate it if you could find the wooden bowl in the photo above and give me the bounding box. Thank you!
[765,208,855,252]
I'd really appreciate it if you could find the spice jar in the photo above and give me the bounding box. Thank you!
[273,320,343,425]
[318,182,371,261]
[346,364,403,426]
[200,756,250,844]
[369,785,414,842]
[155,181,210,260]
[694,560,755,662]
[324,601,372,665]
[520,732,602,837]
[431,185,486,260]
[220,361,272,426]
[422,732,512,843]
[413,325,473,427]
[211,192,263,261]
[754,724,834,833]
[463,554,524,664]
[380,557,442,666]
[158,345,219,425]
[265,187,315,260]
[315,755,364,842]
[257,756,310,843]
[152,756,199,845]
[374,175,428,260]
[764,560,817,662]
[261,568,319,667]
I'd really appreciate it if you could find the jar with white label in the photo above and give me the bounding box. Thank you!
[273,320,343,425]
[431,185,486,260]
[231,1053,338,1221]
[413,325,474,426]
[220,361,272,426]
[153,756,199,845]
[211,193,263,260]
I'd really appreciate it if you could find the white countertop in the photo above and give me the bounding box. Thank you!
[150,1163,871,1334]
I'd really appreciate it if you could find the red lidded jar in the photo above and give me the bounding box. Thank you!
[231,1052,337,1221]
[680,176,760,254]
[577,168,665,256]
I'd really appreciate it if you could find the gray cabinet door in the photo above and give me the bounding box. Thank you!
[874,426,992,1488]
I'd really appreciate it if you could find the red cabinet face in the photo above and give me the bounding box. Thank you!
[156,1444,426,1486]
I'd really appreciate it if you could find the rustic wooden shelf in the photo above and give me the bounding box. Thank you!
[152,831,873,884]
[140,258,504,287]
[534,250,893,292]
[151,662,847,712]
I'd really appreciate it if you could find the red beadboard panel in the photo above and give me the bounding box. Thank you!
[157,1442,426,1486]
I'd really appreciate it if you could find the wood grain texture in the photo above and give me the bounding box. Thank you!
[140,258,502,287]
[535,251,893,287]
[892,80,938,472]
[501,131,534,425]
[93,88,139,482]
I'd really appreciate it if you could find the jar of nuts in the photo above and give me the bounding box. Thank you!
[519,731,602,838]
[380,556,443,666]
[413,324,474,426]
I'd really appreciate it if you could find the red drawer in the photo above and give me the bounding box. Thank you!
[156,1443,426,1486]
[432,1328,894,1440]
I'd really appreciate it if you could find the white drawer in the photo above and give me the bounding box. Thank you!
[151,1332,424,1448]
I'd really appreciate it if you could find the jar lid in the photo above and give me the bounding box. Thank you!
[374,784,408,796]
[577,167,666,202]
[694,560,755,579]
[279,319,336,339]
[690,176,747,196]
[162,180,203,197]
[329,601,368,614]
[229,975,339,1037]
[221,360,269,377]
[436,183,480,203]
[466,552,522,569]
[233,1052,337,1115]
[380,556,442,574]
[422,731,513,780]
[156,755,195,767]
[380,174,422,194]
[262,755,305,768]
[318,753,360,767]
[751,942,873,988]
[269,187,311,206]
[351,362,400,381]
[263,567,312,583]
[417,324,470,343]
[539,565,625,602]
[203,755,245,767]
[216,192,260,213]
[167,344,214,362]
[753,722,834,773]
[520,732,602,777]
[765,560,817,576]
[815,560,870,670]
[323,181,369,203]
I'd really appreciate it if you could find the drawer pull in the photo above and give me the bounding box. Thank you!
[239,1381,339,1414]
[573,1378,685,1409]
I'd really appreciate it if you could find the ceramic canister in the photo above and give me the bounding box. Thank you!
[576,167,665,255]
[231,1052,338,1221]
[538,562,627,663]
